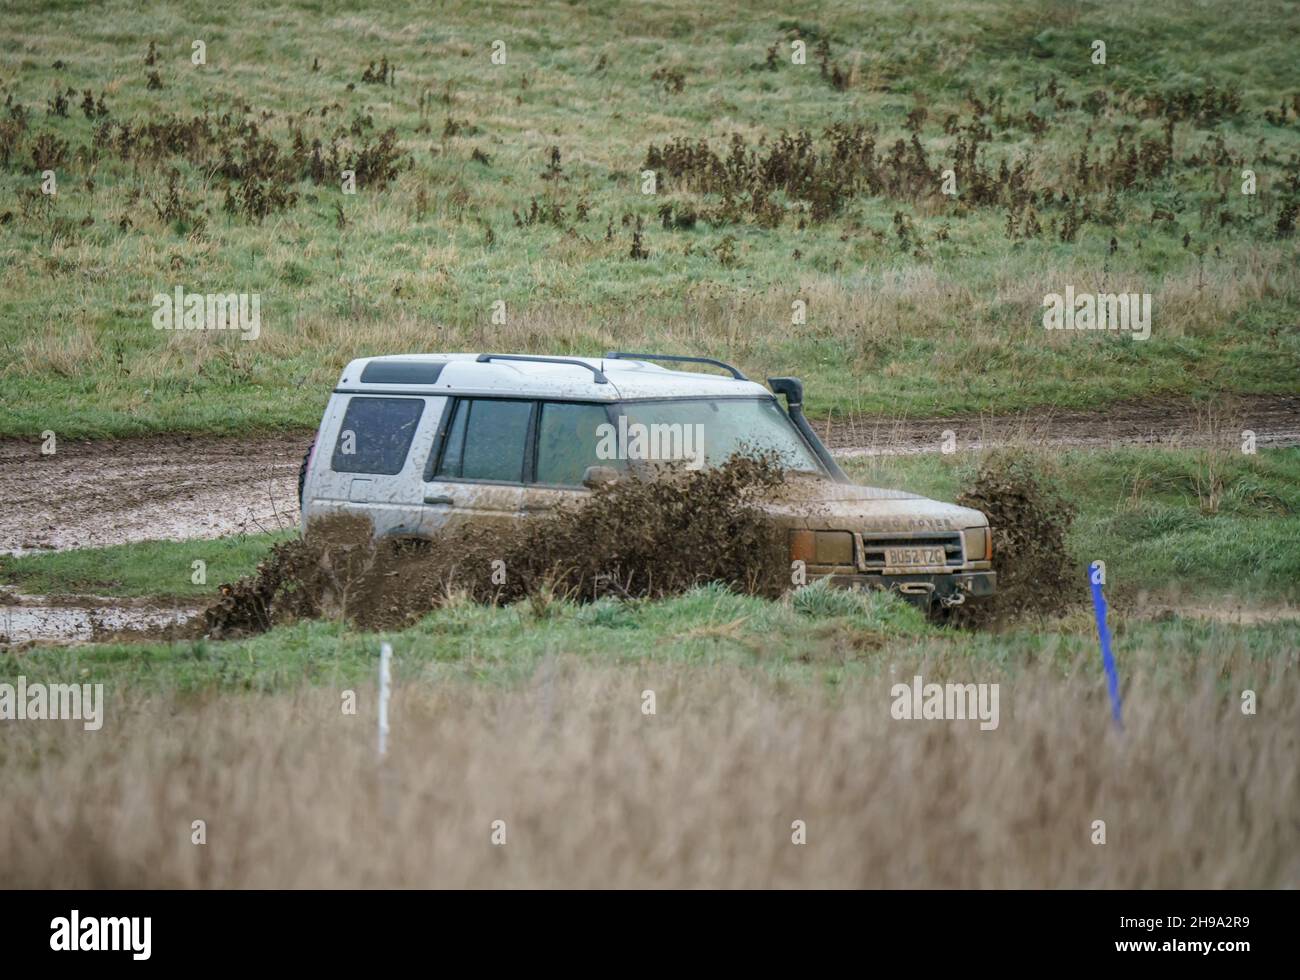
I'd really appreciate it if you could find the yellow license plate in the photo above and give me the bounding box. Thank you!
[884,547,947,567]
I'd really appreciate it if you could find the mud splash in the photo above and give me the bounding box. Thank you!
[952,450,1080,628]
[203,455,790,637]
[201,449,1093,637]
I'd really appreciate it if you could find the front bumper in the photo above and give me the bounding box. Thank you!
[821,570,996,606]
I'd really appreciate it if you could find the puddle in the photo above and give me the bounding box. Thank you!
[1135,603,1300,625]
[0,589,200,645]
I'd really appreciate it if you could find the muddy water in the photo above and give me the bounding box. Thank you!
[0,589,200,645]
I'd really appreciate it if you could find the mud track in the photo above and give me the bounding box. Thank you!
[818,393,1300,457]
[1,431,309,555]
[1,395,1297,556]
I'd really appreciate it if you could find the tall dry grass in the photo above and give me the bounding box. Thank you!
[2,655,1295,888]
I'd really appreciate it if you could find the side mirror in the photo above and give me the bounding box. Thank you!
[582,465,621,489]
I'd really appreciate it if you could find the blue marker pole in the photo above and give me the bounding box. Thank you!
[1088,561,1123,730]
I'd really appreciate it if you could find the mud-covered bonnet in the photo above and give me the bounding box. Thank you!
[760,473,988,532]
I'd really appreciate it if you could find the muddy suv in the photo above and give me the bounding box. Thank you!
[299,352,995,609]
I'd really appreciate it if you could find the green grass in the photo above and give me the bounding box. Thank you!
[0,0,1297,437]
[1,582,923,692]
[0,531,292,598]
[6,580,1295,696]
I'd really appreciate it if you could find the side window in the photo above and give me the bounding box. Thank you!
[433,397,467,479]
[535,402,621,486]
[434,399,532,483]
[331,396,425,475]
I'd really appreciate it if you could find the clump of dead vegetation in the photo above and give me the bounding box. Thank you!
[641,74,1297,240]
[649,65,685,95]
[1,86,409,227]
[360,55,395,86]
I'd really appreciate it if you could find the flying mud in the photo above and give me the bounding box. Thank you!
[196,450,1082,638]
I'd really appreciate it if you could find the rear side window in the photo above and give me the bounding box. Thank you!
[535,402,620,485]
[435,399,532,483]
[331,396,425,475]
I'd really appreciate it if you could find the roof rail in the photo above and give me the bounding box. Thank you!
[602,352,748,381]
[475,353,609,384]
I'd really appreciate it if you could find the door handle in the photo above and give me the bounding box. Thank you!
[423,494,454,505]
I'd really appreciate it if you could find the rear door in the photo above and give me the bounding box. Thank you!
[307,393,437,538]
[421,397,533,533]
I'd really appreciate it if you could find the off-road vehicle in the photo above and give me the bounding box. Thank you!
[299,352,995,609]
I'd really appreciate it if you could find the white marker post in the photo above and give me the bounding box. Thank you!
[378,642,392,758]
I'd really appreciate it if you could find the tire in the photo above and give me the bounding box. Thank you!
[297,445,312,508]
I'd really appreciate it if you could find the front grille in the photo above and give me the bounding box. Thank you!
[858,531,963,570]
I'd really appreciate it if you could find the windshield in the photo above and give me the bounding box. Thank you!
[612,397,826,474]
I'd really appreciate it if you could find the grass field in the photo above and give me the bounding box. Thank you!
[3,633,1296,887]
[1,0,1298,437]
[5,576,1296,689]
[6,491,1297,887]
[2,0,1298,890]
[5,527,1298,887]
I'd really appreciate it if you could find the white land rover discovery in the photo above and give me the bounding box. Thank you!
[298,352,995,609]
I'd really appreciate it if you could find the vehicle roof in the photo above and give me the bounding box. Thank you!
[335,353,775,401]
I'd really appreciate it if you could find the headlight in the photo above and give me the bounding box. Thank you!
[789,530,854,565]
[962,527,992,562]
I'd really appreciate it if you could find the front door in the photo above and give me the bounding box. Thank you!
[517,400,621,515]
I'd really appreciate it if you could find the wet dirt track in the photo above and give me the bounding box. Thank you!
[0,430,311,555]
[818,394,1300,457]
